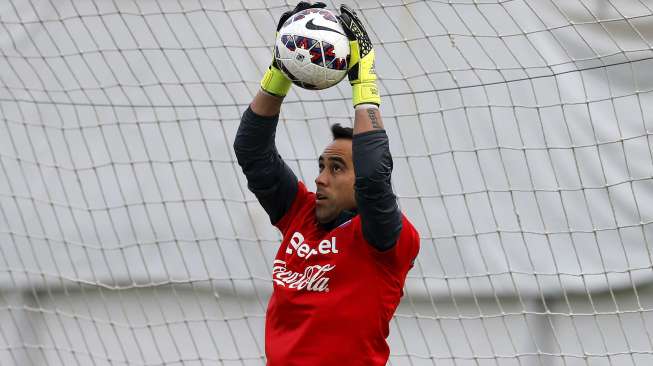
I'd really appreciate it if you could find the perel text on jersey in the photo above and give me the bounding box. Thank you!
[285,231,339,258]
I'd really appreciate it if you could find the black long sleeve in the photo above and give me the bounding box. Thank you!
[352,130,403,251]
[233,107,298,224]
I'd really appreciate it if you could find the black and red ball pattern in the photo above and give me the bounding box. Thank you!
[280,35,347,70]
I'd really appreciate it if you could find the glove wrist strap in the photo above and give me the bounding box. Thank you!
[352,83,380,107]
[260,67,292,97]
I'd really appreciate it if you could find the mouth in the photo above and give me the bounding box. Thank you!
[316,192,328,202]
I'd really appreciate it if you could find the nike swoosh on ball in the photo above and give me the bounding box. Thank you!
[305,19,344,35]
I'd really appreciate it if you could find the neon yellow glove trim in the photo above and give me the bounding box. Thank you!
[349,46,379,106]
[349,41,361,70]
[260,66,292,97]
[352,83,380,106]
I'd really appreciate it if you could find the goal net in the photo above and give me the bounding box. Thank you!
[1,0,653,365]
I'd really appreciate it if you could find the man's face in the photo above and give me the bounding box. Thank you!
[315,138,356,224]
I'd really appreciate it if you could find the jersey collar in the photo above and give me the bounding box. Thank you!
[318,209,357,231]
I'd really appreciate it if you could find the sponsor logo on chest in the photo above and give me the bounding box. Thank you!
[272,260,334,292]
[273,231,341,292]
[285,231,339,258]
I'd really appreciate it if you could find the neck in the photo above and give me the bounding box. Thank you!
[318,209,357,231]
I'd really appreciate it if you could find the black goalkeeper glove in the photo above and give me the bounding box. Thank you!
[260,1,327,97]
[338,4,379,106]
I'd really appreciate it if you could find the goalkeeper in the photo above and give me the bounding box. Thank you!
[233,2,420,365]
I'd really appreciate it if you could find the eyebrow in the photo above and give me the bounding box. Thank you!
[329,156,346,165]
[318,156,347,166]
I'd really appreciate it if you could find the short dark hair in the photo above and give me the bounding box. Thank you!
[331,123,353,140]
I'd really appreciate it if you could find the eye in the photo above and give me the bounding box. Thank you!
[318,163,324,172]
[332,165,342,173]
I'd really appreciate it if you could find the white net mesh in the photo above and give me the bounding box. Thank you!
[1,0,653,365]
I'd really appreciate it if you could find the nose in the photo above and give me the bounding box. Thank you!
[315,169,328,187]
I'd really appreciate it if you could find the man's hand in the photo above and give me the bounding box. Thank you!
[260,1,326,97]
[338,4,380,107]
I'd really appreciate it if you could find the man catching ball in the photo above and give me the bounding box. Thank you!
[233,2,420,364]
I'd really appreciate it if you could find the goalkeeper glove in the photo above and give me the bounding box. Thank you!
[260,1,326,97]
[338,4,380,107]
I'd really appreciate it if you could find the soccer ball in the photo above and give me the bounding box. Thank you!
[275,8,350,90]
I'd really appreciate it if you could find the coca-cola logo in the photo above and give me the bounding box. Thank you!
[272,260,335,292]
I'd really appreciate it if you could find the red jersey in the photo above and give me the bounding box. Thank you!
[265,182,420,365]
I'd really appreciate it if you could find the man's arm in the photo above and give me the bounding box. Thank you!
[233,2,327,224]
[251,89,283,117]
[234,91,298,224]
[352,108,402,251]
[340,5,402,251]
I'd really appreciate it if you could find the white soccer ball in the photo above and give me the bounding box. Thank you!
[275,8,350,90]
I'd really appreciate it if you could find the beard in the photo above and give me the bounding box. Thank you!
[315,203,338,224]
